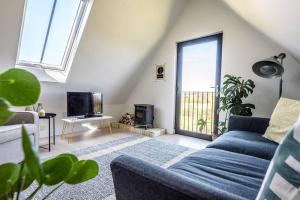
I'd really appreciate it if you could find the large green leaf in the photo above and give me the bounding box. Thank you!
[0,68,40,106]
[42,156,73,186]
[0,163,20,198]
[20,164,34,191]
[230,103,255,116]
[22,126,44,185]
[57,153,78,164]
[0,98,14,125]
[65,160,99,185]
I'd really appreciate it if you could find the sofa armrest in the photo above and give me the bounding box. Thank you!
[4,111,39,148]
[227,115,270,134]
[111,155,242,200]
[4,111,37,125]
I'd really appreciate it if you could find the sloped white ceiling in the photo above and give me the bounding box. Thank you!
[223,0,300,62]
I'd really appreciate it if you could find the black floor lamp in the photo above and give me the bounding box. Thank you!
[252,53,286,98]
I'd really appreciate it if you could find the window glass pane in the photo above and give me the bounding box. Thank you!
[182,41,217,92]
[18,0,54,63]
[42,0,81,67]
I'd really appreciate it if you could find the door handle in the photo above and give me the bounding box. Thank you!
[211,85,220,97]
[215,85,220,97]
[176,85,182,93]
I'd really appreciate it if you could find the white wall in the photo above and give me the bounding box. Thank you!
[0,0,188,137]
[124,0,300,134]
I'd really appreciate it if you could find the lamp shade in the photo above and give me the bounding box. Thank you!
[252,56,284,78]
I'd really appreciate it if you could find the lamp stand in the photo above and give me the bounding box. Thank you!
[279,76,283,98]
[278,54,285,98]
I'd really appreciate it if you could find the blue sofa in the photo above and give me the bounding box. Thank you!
[110,116,278,200]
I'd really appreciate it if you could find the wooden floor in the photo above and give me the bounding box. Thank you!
[39,128,211,158]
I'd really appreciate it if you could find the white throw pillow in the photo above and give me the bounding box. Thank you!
[263,97,300,143]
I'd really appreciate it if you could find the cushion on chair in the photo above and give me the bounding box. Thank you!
[207,131,278,160]
[0,124,34,144]
[169,148,270,200]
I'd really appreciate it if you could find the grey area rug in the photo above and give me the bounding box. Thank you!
[22,135,192,200]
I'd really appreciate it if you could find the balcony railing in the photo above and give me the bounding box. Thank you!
[180,91,215,135]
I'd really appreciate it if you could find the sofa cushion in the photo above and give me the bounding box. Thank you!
[0,124,34,144]
[263,97,300,144]
[257,119,300,200]
[169,148,270,200]
[207,131,278,160]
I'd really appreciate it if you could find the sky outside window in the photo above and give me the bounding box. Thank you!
[18,0,53,63]
[182,40,217,92]
[42,0,81,66]
[18,0,82,69]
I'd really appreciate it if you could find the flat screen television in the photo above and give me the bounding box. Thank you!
[67,92,103,117]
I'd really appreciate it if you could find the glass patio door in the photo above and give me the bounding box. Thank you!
[175,33,223,140]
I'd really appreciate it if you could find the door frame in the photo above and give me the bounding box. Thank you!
[174,32,223,140]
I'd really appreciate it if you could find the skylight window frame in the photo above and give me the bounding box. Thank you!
[16,0,89,72]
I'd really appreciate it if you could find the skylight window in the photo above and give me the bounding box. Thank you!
[16,0,93,82]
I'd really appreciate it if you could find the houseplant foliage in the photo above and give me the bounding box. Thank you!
[0,68,99,200]
[218,74,255,134]
[197,119,207,133]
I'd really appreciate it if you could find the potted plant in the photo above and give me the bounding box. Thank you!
[218,74,255,135]
[0,68,99,200]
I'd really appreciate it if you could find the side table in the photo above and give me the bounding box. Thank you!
[39,113,56,152]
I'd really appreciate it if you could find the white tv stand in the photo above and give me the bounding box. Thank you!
[61,115,113,144]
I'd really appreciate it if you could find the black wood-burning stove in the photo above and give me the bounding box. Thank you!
[134,104,154,129]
